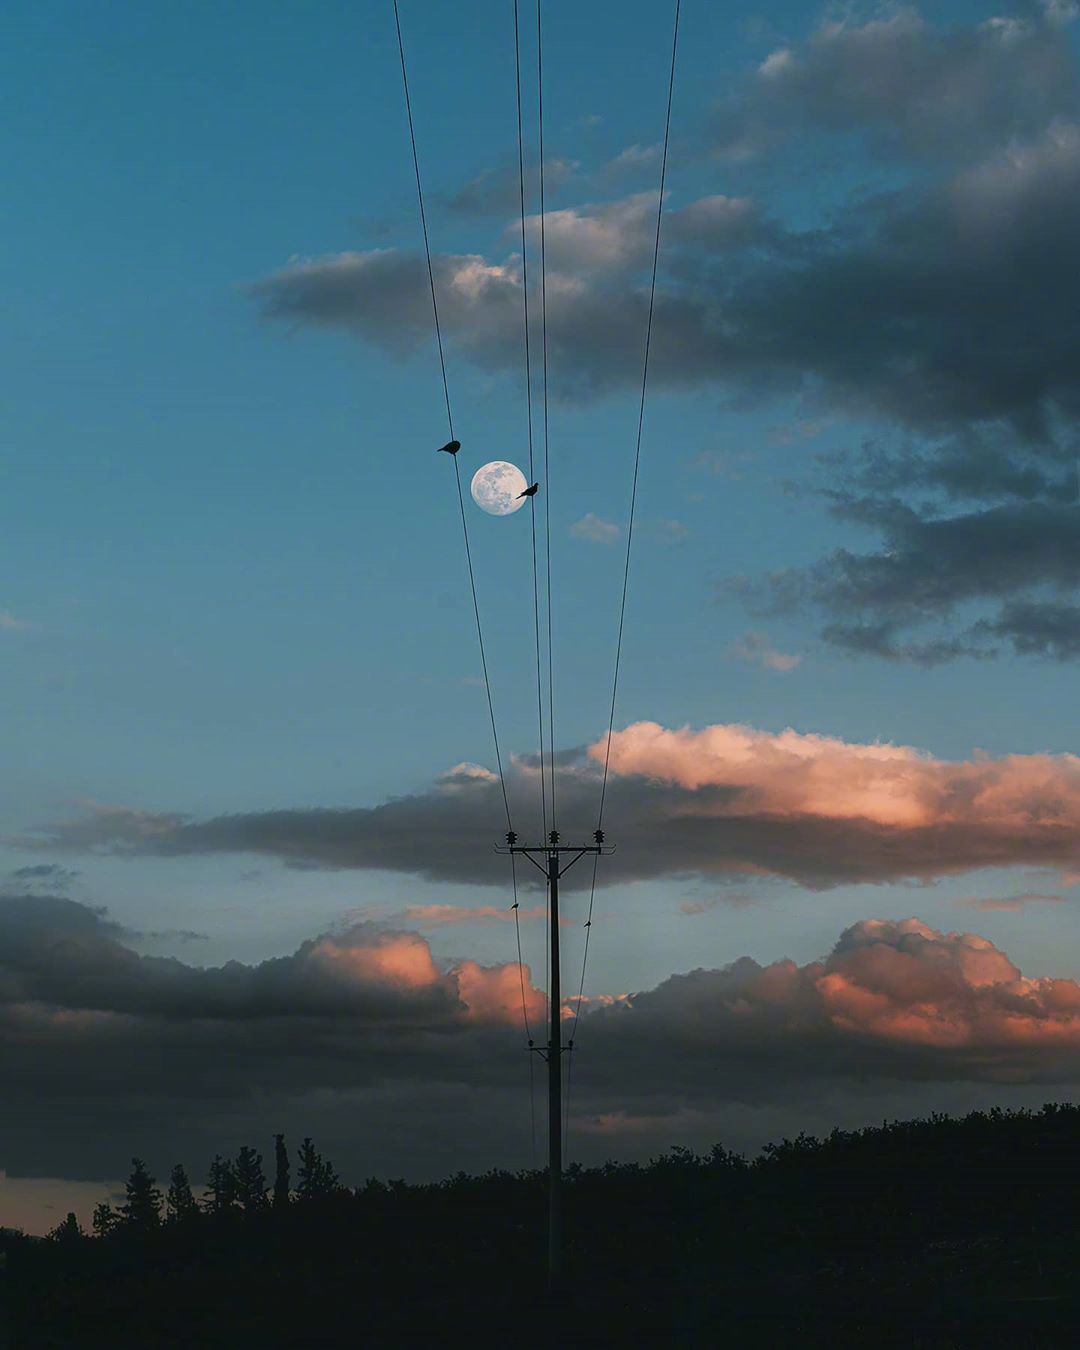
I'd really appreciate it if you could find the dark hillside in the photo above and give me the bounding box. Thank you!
[4,1104,1078,1347]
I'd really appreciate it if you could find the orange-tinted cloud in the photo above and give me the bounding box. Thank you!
[6,896,1080,1189]
[401,903,546,926]
[308,930,443,990]
[587,917,1080,1070]
[26,721,1080,887]
[961,892,1066,911]
[453,959,546,1026]
[593,721,1080,830]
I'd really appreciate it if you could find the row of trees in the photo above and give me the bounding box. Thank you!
[49,1135,342,1241]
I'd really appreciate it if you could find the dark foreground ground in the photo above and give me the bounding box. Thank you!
[3,1104,1079,1347]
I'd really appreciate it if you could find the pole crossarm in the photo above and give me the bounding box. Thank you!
[496,826,615,880]
[495,839,615,880]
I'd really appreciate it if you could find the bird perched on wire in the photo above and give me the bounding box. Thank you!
[517,481,539,498]
[437,439,460,455]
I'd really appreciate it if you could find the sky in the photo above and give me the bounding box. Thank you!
[5,0,1080,1235]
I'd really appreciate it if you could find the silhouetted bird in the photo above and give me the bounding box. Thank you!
[437,440,460,455]
[518,482,539,498]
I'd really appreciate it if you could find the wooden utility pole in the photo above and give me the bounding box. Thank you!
[498,829,613,1287]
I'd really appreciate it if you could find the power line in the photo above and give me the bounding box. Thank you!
[393,0,514,832]
[510,854,537,1168]
[514,0,548,842]
[537,0,556,833]
[596,0,680,835]
[566,0,681,1135]
[393,0,452,438]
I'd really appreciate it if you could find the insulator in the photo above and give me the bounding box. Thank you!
[594,828,604,844]
[549,829,560,844]
[506,830,517,845]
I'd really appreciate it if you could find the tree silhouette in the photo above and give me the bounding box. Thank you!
[233,1146,268,1214]
[273,1133,290,1210]
[296,1137,339,1200]
[47,1212,85,1243]
[166,1164,198,1225]
[91,1202,119,1238]
[119,1158,162,1231]
[204,1154,237,1216]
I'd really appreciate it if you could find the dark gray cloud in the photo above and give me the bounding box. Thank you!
[0,894,460,1024]
[18,734,1080,890]
[249,9,1080,662]
[762,499,1080,662]
[3,899,1078,1185]
[442,155,579,217]
[712,7,1079,160]
[6,863,80,892]
[254,118,1080,424]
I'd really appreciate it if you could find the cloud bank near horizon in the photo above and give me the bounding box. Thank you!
[3,894,1078,1185]
[20,720,1080,889]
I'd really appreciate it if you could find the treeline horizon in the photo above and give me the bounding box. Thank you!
[7,1098,1073,1244]
[3,1101,1079,1346]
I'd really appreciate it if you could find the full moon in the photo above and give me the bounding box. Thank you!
[470,461,528,516]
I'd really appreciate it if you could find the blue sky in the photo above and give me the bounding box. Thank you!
[6,1,1080,1230]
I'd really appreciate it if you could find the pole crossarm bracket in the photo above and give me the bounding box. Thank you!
[495,841,615,880]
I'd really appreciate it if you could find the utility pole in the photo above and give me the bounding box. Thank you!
[497,828,614,1287]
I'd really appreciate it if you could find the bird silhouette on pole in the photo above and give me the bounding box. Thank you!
[437,439,461,455]
[518,482,539,498]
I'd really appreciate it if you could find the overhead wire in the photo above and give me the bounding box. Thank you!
[510,853,537,1167]
[393,0,513,834]
[514,0,548,844]
[531,0,555,1042]
[537,0,556,834]
[395,0,536,1162]
[565,0,682,1156]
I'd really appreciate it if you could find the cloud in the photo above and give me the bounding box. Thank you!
[731,631,801,672]
[250,190,763,399]
[400,903,546,926]
[517,192,758,273]
[20,720,1080,891]
[0,892,542,1028]
[713,8,1080,161]
[570,512,620,544]
[247,13,1080,665]
[657,518,689,544]
[960,892,1066,912]
[0,611,29,632]
[689,450,745,478]
[443,156,578,217]
[254,115,1080,431]
[763,499,1080,663]
[4,899,1080,1187]
[6,864,80,893]
[583,917,1080,1087]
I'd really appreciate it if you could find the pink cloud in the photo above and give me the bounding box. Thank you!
[961,892,1067,912]
[402,903,546,926]
[309,931,443,990]
[307,928,544,1028]
[598,917,1080,1064]
[591,720,1080,832]
[454,960,546,1026]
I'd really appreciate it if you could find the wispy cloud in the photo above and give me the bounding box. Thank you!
[960,892,1066,912]
[731,631,802,672]
[401,903,546,927]
[570,513,620,544]
[657,518,689,544]
[688,450,752,480]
